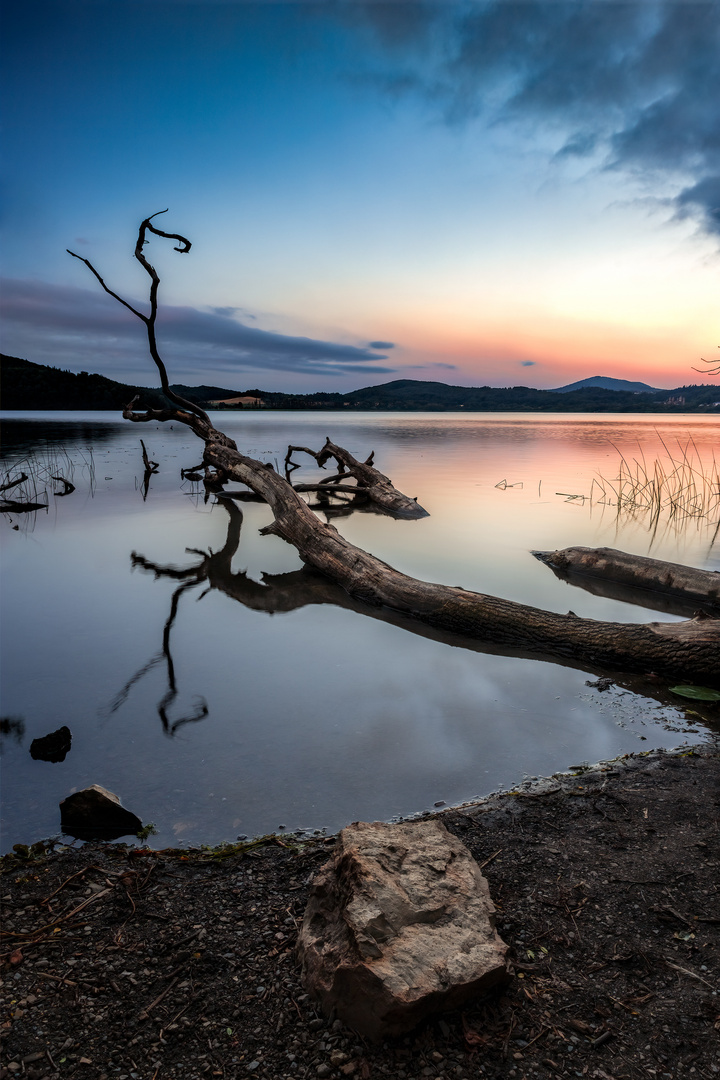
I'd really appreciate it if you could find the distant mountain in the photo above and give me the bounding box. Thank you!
[550,375,660,394]
[2,355,717,412]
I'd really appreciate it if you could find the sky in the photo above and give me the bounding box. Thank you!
[1,0,718,394]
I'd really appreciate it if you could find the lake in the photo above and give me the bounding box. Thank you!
[1,410,718,851]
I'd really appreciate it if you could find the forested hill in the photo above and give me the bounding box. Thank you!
[0,356,246,412]
[1,355,718,412]
[0,355,170,411]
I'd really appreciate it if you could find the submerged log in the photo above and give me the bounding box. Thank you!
[535,547,720,620]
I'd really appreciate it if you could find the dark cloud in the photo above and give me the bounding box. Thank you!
[407,362,458,371]
[349,1,720,238]
[368,340,395,349]
[520,360,536,367]
[675,175,720,234]
[0,278,397,381]
[210,306,257,321]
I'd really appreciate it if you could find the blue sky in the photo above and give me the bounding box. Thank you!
[1,1,718,392]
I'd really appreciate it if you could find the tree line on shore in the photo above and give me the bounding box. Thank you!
[2,353,718,414]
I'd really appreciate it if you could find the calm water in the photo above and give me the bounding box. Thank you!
[1,411,718,851]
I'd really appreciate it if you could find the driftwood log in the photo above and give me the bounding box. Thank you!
[286,440,426,518]
[71,213,720,688]
[536,547,720,620]
[128,500,717,724]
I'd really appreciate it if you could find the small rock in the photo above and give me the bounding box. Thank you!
[30,725,72,763]
[59,784,142,841]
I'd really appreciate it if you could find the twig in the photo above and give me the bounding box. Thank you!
[665,960,717,990]
[525,1026,549,1048]
[138,976,180,1021]
[40,865,103,907]
[36,971,77,987]
[6,886,114,940]
[478,848,503,870]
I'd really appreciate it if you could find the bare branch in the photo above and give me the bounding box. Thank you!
[66,250,147,322]
[143,209,192,254]
[691,347,720,376]
[69,213,210,425]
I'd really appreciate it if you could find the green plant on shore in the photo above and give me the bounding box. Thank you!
[135,822,159,845]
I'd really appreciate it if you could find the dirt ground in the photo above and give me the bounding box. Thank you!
[2,743,719,1080]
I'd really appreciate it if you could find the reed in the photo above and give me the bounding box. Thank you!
[1,444,96,509]
[594,437,720,543]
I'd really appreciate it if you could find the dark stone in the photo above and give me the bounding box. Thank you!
[60,784,142,841]
[30,726,72,763]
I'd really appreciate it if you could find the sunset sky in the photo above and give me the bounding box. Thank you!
[1,1,718,393]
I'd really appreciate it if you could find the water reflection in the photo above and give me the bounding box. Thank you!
[1,416,122,453]
[125,498,719,728]
[1,412,718,852]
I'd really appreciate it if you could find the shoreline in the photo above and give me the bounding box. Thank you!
[2,740,719,1080]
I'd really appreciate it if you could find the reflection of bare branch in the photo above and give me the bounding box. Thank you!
[0,473,28,493]
[51,475,75,496]
[0,498,48,513]
[106,654,164,716]
[140,440,159,473]
[157,582,209,734]
[140,470,153,502]
[107,577,208,736]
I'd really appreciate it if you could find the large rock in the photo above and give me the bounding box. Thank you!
[60,784,142,841]
[297,819,509,1040]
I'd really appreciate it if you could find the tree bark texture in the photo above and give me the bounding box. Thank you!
[535,546,720,620]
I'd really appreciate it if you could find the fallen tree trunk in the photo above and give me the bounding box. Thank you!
[74,213,720,688]
[535,546,720,620]
[199,442,720,684]
[130,500,719,714]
